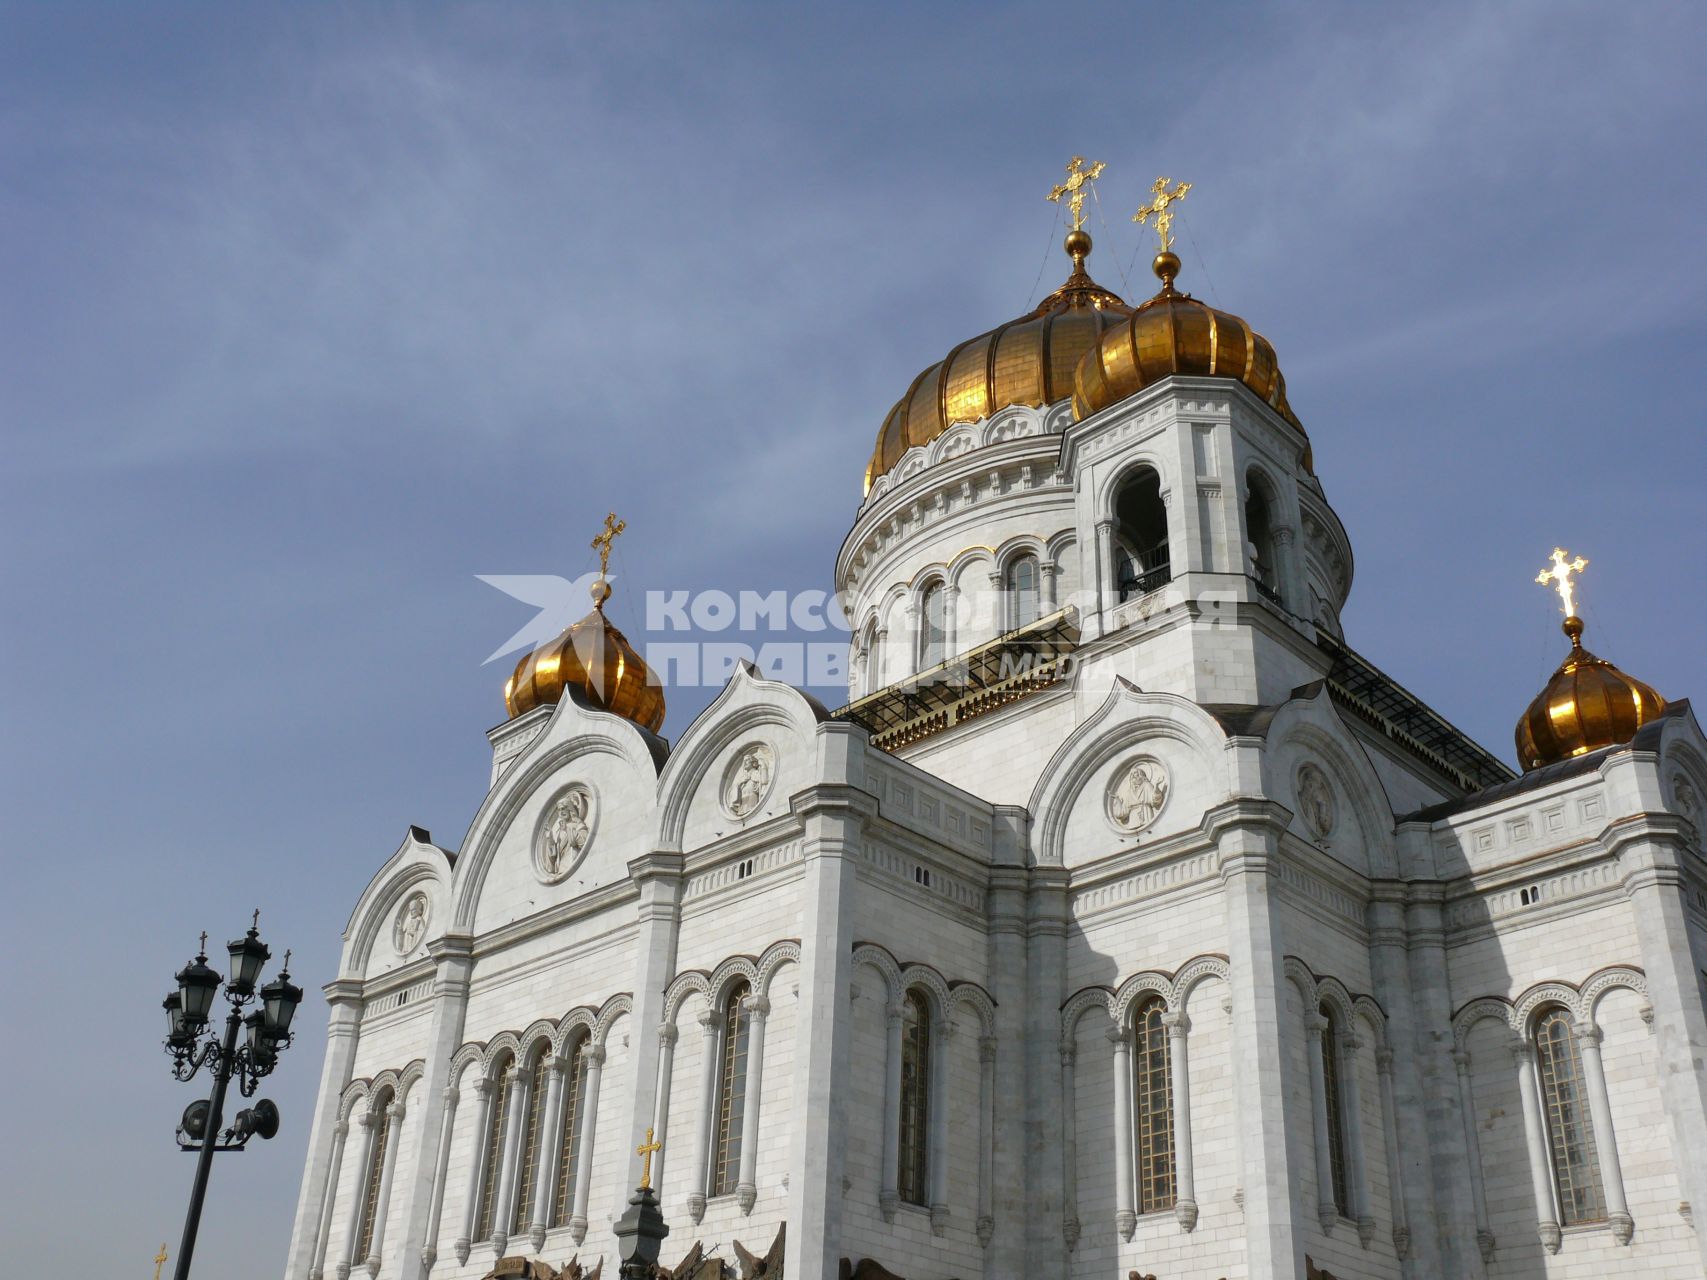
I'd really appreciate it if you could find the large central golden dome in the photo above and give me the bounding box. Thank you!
[864,229,1131,493]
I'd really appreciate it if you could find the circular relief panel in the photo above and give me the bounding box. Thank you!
[535,783,597,883]
[1296,763,1336,840]
[1106,756,1170,834]
[721,742,777,820]
[393,891,431,956]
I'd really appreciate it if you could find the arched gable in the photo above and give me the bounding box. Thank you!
[1029,679,1232,867]
[1261,686,1399,878]
[341,826,452,981]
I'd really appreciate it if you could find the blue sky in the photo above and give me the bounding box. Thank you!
[3,3,1704,1273]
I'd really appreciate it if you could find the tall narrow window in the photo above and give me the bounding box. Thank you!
[919,582,948,669]
[1114,467,1170,601]
[353,1089,394,1262]
[1133,998,1176,1212]
[510,1051,550,1234]
[1245,477,1281,604]
[898,990,932,1205]
[550,1041,590,1227]
[1535,1008,1605,1224]
[713,982,752,1196]
[1319,1006,1350,1215]
[1007,555,1040,629]
[475,1055,514,1240]
[859,620,881,696]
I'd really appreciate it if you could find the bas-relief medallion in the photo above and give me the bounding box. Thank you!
[1106,756,1169,834]
[393,891,430,956]
[1297,763,1336,841]
[536,784,596,883]
[722,743,776,820]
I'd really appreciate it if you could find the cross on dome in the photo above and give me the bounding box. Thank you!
[1536,546,1589,619]
[1047,156,1106,232]
[1133,176,1193,252]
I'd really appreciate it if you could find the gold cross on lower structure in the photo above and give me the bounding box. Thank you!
[1047,156,1107,231]
[637,1126,662,1189]
[591,511,626,577]
[153,1244,169,1280]
[1537,546,1589,618]
[1133,175,1193,251]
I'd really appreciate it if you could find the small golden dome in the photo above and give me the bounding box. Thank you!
[1515,616,1665,771]
[503,580,665,733]
[1071,255,1311,468]
[863,231,1132,493]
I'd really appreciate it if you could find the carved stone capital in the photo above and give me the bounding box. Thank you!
[1318,1202,1337,1234]
[744,994,771,1021]
[472,1077,496,1100]
[453,1236,471,1266]
[1393,1224,1412,1259]
[583,1044,607,1068]
[1116,1208,1136,1241]
[1376,1047,1395,1073]
[929,1203,949,1236]
[980,1036,998,1064]
[529,1223,546,1251]
[698,1008,719,1033]
[1610,1211,1634,1245]
[657,1023,679,1048]
[976,1214,994,1248]
[1573,1020,1604,1046]
[737,1181,757,1214]
[1162,1010,1191,1039]
[569,1214,588,1245]
[1476,1227,1496,1262]
[687,1191,706,1224]
[1539,1220,1562,1253]
[442,1085,459,1106]
[1356,1215,1376,1248]
[878,1189,898,1223]
[1062,1214,1080,1252]
[1304,1014,1328,1041]
[1174,1198,1199,1232]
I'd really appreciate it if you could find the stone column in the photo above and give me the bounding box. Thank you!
[569,1044,606,1244]
[1451,1051,1495,1263]
[1366,882,1438,1275]
[977,1035,996,1249]
[1376,1050,1412,1265]
[289,980,363,1280]
[365,1100,407,1274]
[529,1057,569,1250]
[1304,1014,1339,1232]
[1341,1035,1375,1247]
[687,1009,719,1224]
[1059,1042,1080,1252]
[308,1119,349,1280]
[1574,1020,1633,1244]
[491,1067,529,1255]
[649,1025,679,1198]
[1110,1025,1137,1240]
[1218,806,1305,1278]
[984,853,1029,1265]
[336,1111,376,1280]
[1095,520,1117,620]
[1163,1011,1198,1232]
[622,852,687,1202]
[928,1017,953,1235]
[1511,1041,1562,1254]
[1024,867,1071,1277]
[735,993,771,1214]
[394,934,475,1280]
[1040,561,1059,613]
[879,1000,904,1221]
[454,1079,494,1265]
[420,1086,459,1274]
[1617,828,1707,1274]
[780,775,865,1280]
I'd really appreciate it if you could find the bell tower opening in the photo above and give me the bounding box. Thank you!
[1244,474,1282,605]
[1114,466,1171,601]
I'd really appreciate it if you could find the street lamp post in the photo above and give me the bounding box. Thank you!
[162,913,303,1280]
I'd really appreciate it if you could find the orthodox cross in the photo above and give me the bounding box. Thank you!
[153,1245,169,1280]
[1133,176,1193,251]
[636,1126,662,1189]
[1537,547,1589,618]
[1047,156,1107,231]
[591,511,626,577]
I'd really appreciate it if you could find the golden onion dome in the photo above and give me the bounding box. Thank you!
[1515,615,1665,771]
[503,578,665,733]
[1072,251,1311,469]
[864,228,1131,494]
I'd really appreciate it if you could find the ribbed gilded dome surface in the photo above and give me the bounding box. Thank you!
[1072,252,1310,468]
[504,586,665,733]
[864,229,1130,493]
[1515,617,1665,771]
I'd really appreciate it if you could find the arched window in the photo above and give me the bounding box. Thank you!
[550,1039,591,1227]
[510,1050,551,1234]
[1132,997,1176,1213]
[353,1088,394,1262]
[1113,467,1170,601]
[1245,476,1281,604]
[898,990,932,1205]
[1319,1005,1350,1214]
[713,982,752,1196]
[1535,1008,1605,1224]
[475,1054,514,1240]
[858,619,881,696]
[919,581,948,669]
[1006,555,1040,629]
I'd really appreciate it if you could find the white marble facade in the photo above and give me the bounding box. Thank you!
[283,374,1707,1279]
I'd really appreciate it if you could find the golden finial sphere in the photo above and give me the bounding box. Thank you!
[590,577,612,608]
[1152,251,1181,286]
[1064,228,1092,261]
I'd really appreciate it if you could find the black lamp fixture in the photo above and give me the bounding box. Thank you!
[161,912,299,1280]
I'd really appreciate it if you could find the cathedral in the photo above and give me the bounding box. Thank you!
[281,165,1707,1280]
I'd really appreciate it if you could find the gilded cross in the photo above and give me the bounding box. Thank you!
[1132,176,1193,251]
[1047,156,1107,232]
[636,1126,662,1189]
[591,512,626,577]
[153,1244,169,1280]
[1536,547,1589,618]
